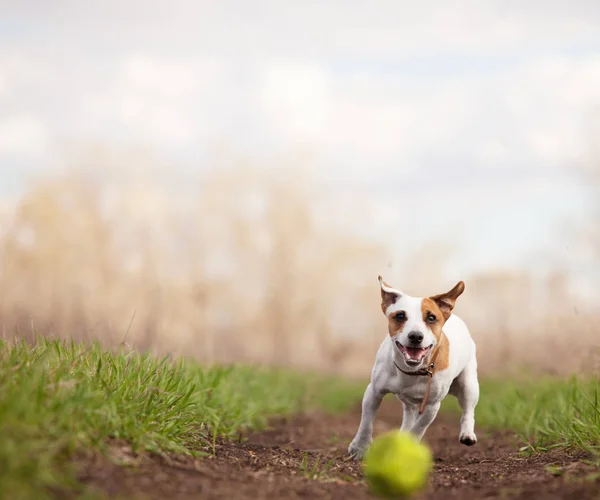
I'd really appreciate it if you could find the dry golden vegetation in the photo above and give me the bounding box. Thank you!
[0,151,597,378]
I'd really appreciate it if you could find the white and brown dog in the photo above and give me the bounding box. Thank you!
[348,276,479,459]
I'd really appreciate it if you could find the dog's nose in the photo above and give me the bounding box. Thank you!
[407,331,424,345]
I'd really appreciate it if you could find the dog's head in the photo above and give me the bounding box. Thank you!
[378,275,465,367]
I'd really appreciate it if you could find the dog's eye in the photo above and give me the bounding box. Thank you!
[426,313,437,323]
[394,311,406,322]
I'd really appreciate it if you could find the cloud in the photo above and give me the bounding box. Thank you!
[0,1,599,182]
[6,1,600,57]
[0,71,7,97]
[503,56,600,167]
[0,114,48,159]
[110,55,227,147]
[259,62,333,143]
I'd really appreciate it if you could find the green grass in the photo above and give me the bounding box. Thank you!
[0,337,364,499]
[3,337,599,499]
[299,452,337,481]
[442,376,600,457]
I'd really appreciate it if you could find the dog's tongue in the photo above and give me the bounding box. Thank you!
[406,347,428,360]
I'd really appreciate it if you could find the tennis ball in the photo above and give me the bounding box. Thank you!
[363,430,433,498]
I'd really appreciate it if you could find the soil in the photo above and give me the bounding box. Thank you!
[76,398,600,500]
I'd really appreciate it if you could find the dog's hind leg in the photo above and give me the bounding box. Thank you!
[451,358,479,446]
[348,383,384,459]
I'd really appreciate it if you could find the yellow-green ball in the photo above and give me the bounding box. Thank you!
[363,431,433,498]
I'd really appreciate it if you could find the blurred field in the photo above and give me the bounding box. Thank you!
[0,151,598,378]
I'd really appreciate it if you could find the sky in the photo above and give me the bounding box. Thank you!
[1,1,600,284]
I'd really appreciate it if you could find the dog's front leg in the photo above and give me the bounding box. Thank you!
[348,383,383,459]
[399,402,418,431]
[408,402,441,441]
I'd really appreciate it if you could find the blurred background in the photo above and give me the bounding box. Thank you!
[0,1,599,377]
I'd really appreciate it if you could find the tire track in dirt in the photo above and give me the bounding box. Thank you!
[79,398,600,499]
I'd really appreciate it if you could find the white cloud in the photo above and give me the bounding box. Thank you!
[110,56,214,146]
[119,55,225,101]
[58,55,230,150]
[6,1,600,58]
[0,115,48,158]
[260,62,333,142]
[504,56,600,167]
[0,1,599,180]
[0,72,7,97]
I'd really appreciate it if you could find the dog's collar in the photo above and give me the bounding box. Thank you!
[393,334,445,415]
[393,361,435,377]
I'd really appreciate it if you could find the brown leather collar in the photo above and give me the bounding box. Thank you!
[393,361,435,377]
[393,334,444,415]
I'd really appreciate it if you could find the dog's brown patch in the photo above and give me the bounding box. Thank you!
[421,298,450,372]
[421,298,445,341]
[386,310,407,337]
[430,331,449,372]
[430,281,465,320]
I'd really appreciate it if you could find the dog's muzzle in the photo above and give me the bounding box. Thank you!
[396,340,433,365]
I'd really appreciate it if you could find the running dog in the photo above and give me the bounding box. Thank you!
[348,276,479,459]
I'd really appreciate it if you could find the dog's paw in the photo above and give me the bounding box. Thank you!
[348,439,370,460]
[459,432,477,446]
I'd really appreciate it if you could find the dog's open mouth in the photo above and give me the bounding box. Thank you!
[395,341,433,366]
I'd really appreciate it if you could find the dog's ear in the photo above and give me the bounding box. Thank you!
[378,275,401,314]
[430,281,465,320]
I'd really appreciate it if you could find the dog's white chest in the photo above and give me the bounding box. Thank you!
[392,374,449,406]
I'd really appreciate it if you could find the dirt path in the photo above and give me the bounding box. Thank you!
[79,398,599,499]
